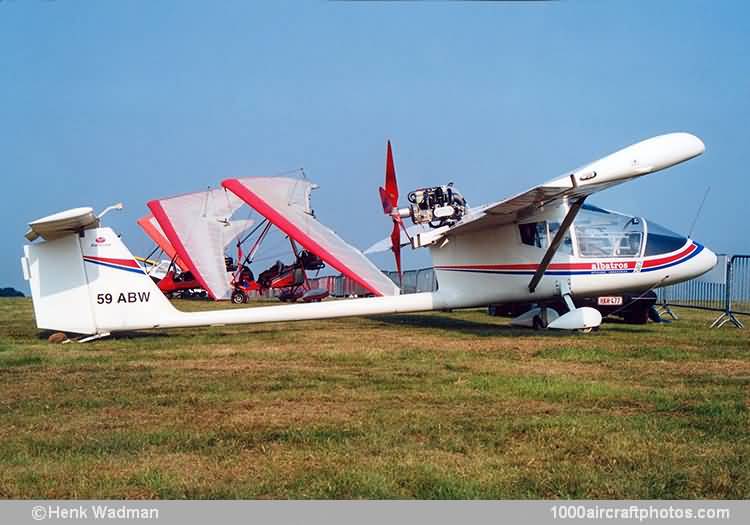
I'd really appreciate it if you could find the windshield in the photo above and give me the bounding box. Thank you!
[574,204,644,258]
[644,221,687,256]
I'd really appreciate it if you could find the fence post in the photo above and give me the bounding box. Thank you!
[711,256,744,328]
[658,284,679,320]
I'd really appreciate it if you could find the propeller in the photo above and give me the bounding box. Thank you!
[379,141,404,284]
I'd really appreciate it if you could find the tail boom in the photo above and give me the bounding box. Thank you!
[23,226,444,335]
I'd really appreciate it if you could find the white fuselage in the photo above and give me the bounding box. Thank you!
[22,218,715,336]
[429,204,716,309]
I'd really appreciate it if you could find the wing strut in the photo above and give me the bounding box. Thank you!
[528,197,586,293]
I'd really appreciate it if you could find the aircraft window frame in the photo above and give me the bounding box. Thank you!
[518,220,574,255]
[573,205,645,259]
[518,221,548,249]
[644,220,688,256]
[548,220,574,256]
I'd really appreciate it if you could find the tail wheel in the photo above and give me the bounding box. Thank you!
[231,290,246,304]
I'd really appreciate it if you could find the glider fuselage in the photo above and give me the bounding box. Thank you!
[429,203,716,309]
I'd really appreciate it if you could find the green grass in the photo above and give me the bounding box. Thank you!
[0,297,748,498]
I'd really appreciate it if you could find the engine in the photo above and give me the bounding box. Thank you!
[406,183,467,228]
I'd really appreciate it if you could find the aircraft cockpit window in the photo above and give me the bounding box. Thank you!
[574,205,644,258]
[519,221,573,254]
[548,222,574,255]
[519,222,547,248]
[644,221,687,256]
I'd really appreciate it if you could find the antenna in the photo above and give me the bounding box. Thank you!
[688,186,710,238]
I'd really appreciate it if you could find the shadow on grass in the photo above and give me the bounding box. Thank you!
[596,324,658,334]
[366,313,560,338]
[370,313,660,337]
[36,330,174,341]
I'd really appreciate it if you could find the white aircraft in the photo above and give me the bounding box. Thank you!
[20,133,716,340]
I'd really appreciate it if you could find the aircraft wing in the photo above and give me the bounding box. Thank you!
[137,214,185,270]
[147,188,250,300]
[223,176,400,297]
[364,223,430,255]
[446,133,705,236]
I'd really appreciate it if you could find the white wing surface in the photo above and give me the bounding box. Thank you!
[447,133,705,236]
[147,188,251,300]
[223,176,399,297]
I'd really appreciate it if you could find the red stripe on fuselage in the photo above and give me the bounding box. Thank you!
[435,242,695,272]
[641,243,696,268]
[82,255,140,269]
[437,261,636,271]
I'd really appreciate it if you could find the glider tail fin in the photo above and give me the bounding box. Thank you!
[22,227,177,336]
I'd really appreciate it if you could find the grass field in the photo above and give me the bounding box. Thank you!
[0,297,748,499]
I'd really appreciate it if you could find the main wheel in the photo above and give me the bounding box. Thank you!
[532,315,544,330]
[231,290,246,304]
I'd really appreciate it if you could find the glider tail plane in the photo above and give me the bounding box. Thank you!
[22,227,178,336]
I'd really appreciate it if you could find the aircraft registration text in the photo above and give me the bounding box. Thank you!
[96,292,151,304]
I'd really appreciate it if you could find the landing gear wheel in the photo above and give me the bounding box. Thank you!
[532,315,545,331]
[231,290,247,304]
[579,327,593,334]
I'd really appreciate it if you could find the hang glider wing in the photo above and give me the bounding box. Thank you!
[222,176,400,297]
[147,188,252,300]
[446,133,705,236]
[137,214,185,270]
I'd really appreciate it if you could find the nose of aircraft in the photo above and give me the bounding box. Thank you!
[693,243,718,279]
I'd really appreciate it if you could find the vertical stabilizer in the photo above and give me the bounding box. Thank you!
[23,234,97,334]
[23,227,179,335]
[79,228,178,332]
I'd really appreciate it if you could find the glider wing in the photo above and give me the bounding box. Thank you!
[448,133,705,236]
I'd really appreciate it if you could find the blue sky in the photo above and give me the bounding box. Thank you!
[2,1,748,291]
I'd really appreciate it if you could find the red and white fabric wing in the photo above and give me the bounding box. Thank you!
[222,176,400,297]
[147,188,252,300]
[137,214,185,270]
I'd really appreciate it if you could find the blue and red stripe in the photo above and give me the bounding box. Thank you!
[435,242,702,276]
[83,255,144,275]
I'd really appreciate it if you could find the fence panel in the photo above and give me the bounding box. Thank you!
[729,255,750,315]
[416,268,438,293]
[656,255,727,311]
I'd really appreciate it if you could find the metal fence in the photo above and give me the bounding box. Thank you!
[306,268,438,298]
[383,268,437,294]
[656,254,748,328]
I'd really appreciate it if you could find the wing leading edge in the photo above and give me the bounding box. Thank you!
[222,176,400,297]
[446,133,705,236]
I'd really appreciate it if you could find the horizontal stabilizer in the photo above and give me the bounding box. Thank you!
[26,207,99,242]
